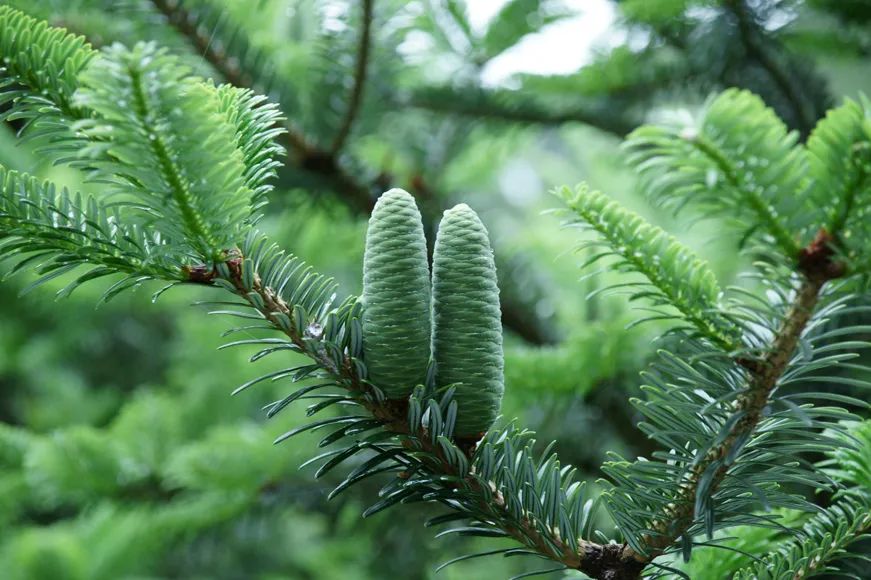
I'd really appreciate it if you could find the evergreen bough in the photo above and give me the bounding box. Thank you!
[0,8,870,579]
[557,185,739,351]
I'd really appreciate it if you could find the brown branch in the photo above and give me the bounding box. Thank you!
[329,0,374,155]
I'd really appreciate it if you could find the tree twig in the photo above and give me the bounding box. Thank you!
[405,86,640,137]
[329,0,374,155]
[723,0,818,137]
[189,230,847,579]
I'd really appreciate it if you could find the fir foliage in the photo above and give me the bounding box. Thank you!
[674,508,808,578]
[74,43,255,259]
[623,89,810,259]
[556,184,739,350]
[0,5,95,117]
[732,496,870,580]
[731,420,871,579]
[805,96,871,271]
[213,84,285,208]
[133,0,558,346]
[1,5,871,580]
[0,5,95,159]
[0,167,180,298]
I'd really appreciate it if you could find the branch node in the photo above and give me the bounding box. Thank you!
[798,228,847,281]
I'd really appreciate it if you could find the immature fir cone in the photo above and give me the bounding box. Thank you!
[432,204,504,437]
[362,189,432,398]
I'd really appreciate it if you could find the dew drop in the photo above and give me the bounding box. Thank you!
[705,169,719,187]
[680,127,698,141]
[306,322,324,339]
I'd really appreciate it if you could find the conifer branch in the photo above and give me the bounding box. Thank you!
[185,233,845,580]
[623,234,845,565]
[0,5,95,117]
[4,9,869,580]
[329,0,374,156]
[406,85,639,137]
[625,90,811,265]
[186,251,644,580]
[126,62,218,257]
[0,167,180,293]
[558,185,741,350]
[688,132,802,258]
[733,494,871,579]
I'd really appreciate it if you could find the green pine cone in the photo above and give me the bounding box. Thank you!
[362,189,432,398]
[432,204,504,437]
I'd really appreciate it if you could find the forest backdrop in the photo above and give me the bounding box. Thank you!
[0,1,869,578]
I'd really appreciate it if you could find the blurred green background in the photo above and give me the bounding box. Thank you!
[1,1,869,578]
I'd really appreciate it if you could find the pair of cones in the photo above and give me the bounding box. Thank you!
[361,189,504,438]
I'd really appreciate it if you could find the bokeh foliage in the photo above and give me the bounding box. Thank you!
[1,1,870,578]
